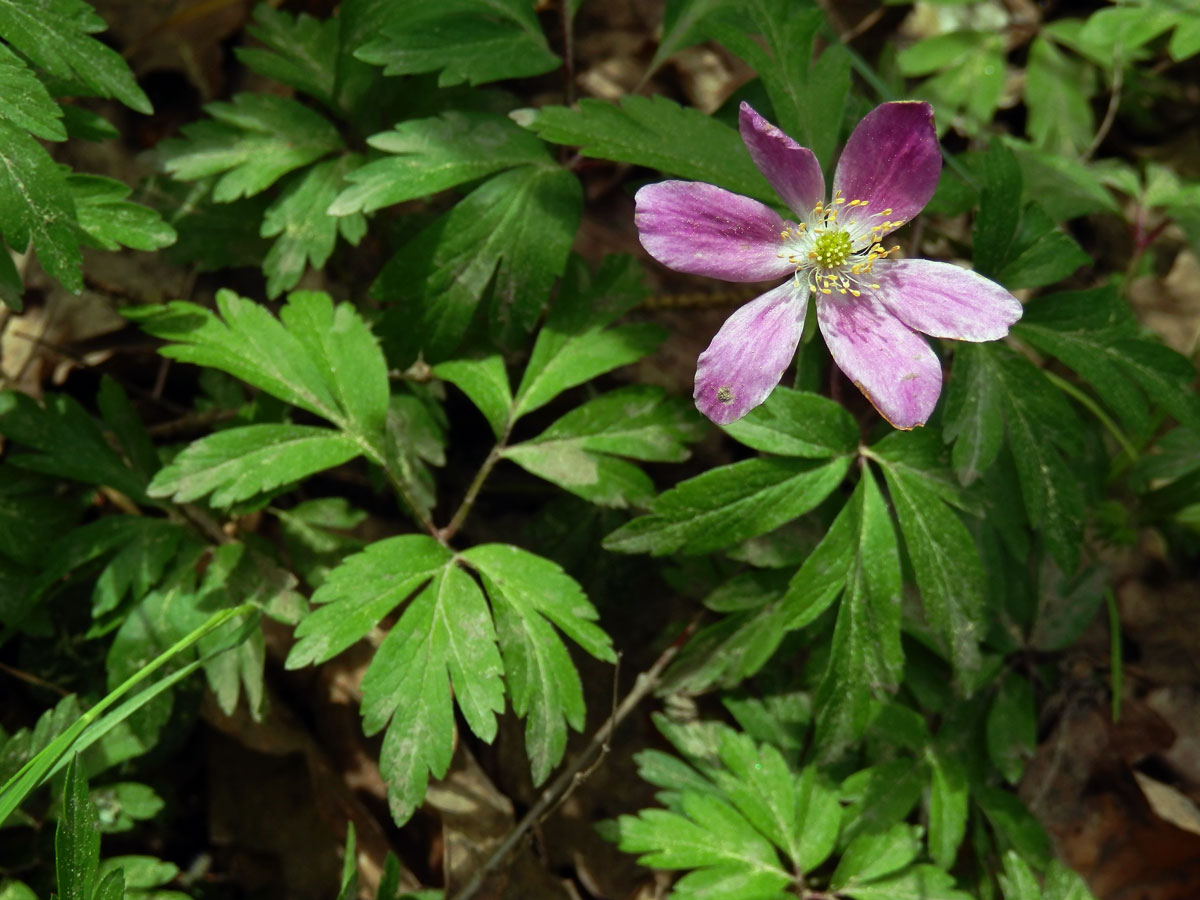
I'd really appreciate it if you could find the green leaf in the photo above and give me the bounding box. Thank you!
[0,0,150,113]
[90,783,165,833]
[661,570,793,693]
[1025,35,1094,157]
[973,142,1022,278]
[614,792,792,900]
[604,456,850,556]
[0,119,80,290]
[0,42,65,140]
[990,345,1087,570]
[354,0,559,86]
[876,455,985,679]
[328,112,551,215]
[363,561,505,824]
[722,387,859,458]
[987,672,1036,784]
[504,386,698,507]
[91,518,190,616]
[792,764,840,871]
[926,749,968,869]
[55,756,98,900]
[236,5,340,107]
[831,823,921,890]
[995,205,1090,289]
[336,825,359,900]
[708,730,809,871]
[68,174,177,252]
[1132,426,1200,487]
[904,31,1007,134]
[842,864,973,900]
[148,424,360,507]
[95,856,177,890]
[708,1,850,164]
[160,93,341,201]
[529,95,774,204]
[778,496,856,630]
[648,0,739,74]
[462,543,614,783]
[286,535,452,667]
[943,342,1006,484]
[0,390,149,501]
[432,355,512,439]
[814,470,904,760]
[262,156,367,298]
[129,290,391,447]
[513,320,663,422]
[375,164,582,360]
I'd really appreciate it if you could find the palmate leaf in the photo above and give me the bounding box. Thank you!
[354,0,559,86]
[604,456,850,556]
[503,386,700,508]
[0,0,150,113]
[159,94,342,202]
[128,290,390,450]
[529,95,774,204]
[328,112,551,216]
[261,156,367,298]
[1025,35,1095,158]
[616,719,842,899]
[615,793,793,900]
[814,470,904,761]
[461,544,614,784]
[364,560,505,824]
[375,164,582,361]
[647,0,739,76]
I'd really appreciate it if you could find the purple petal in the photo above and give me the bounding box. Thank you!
[738,102,825,218]
[635,181,794,282]
[695,280,807,425]
[872,259,1023,341]
[832,102,941,237]
[817,292,942,430]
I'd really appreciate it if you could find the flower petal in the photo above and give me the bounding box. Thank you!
[833,102,941,236]
[817,292,942,429]
[695,280,807,425]
[872,259,1023,341]
[635,181,794,282]
[738,102,824,218]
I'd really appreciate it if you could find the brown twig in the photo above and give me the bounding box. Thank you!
[447,616,700,900]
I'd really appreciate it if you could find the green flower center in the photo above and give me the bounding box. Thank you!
[812,229,853,269]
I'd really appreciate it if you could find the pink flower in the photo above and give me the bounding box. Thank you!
[634,102,1022,428]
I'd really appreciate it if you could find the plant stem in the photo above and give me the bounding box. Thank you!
[447,617,699,900]
[1040,370,1139,465]
[440,423,513,543]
